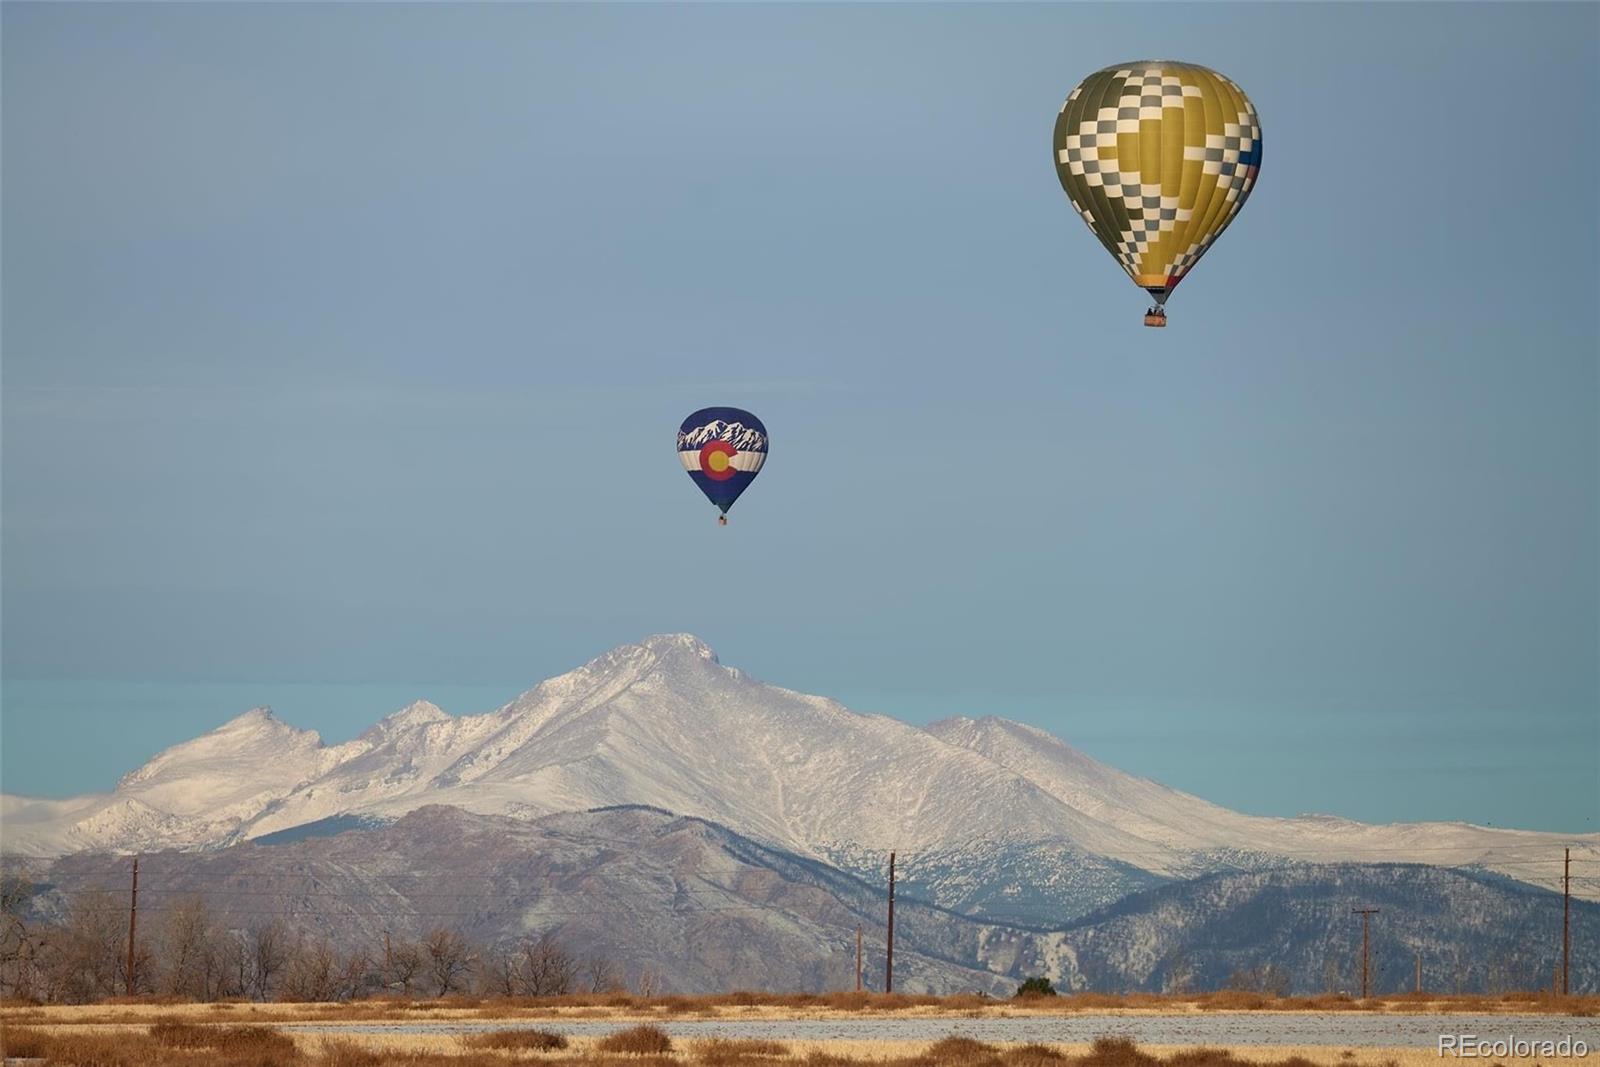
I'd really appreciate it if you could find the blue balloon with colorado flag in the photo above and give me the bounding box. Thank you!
[677,407,768,524]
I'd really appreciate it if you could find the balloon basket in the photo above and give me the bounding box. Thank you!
[1144,309,1167,328]
[718,515,728,526]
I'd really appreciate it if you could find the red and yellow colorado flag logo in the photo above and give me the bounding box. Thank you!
[698,440,738,482]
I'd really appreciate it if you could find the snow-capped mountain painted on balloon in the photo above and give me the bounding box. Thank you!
[2,635,1592,922]
[676,421,767,453]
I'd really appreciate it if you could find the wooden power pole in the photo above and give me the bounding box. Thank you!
[1563,847,1571,995]
[1415,952,1422,994]
[885,852,896,994]
[855,925,863,992]
[125,857,140,996]
[1353,908,1379,999]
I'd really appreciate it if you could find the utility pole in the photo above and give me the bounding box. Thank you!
[885,851,896,995]
[125,857,140,996]
[1352,908,1379,999]
[855,925,863,992]
[384,930,393,991]
[1563,847,1571,995]
[1415,952,1421,994]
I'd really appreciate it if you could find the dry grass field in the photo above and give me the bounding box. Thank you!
[3,995,1597,1066]
[0,1022,1538,1067]
[2,990,1595,1028]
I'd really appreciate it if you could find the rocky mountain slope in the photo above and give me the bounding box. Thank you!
[20,806,1596,995]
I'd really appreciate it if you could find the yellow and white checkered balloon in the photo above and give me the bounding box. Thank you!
[1054,61,1261,322]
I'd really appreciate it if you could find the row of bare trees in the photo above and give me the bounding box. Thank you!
[0,874,637,1003]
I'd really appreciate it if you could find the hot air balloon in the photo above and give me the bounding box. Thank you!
[677,407,767,525]
[1053,61,1261,327]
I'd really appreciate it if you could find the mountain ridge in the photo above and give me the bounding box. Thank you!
[3,634,1593,920]
[20,805,1597,995]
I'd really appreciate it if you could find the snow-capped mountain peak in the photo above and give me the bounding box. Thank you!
[117,706,324,792]
[4,636,1593,910]
[637,632,720,663]
[222,705,283,729]
[365,700,452,737]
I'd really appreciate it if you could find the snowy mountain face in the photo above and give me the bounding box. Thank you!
[2,635,1593,923]
[677,421,767,453]
[923,716,1589,892]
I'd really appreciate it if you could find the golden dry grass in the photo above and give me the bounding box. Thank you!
[0,1023,298,1066]
[4,990,1597,1027]
[147,1019,300,1055]
[0,1025,1579,1067]
[694,1037,794,1063]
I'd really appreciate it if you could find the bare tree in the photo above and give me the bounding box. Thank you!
[423,927,473,996]
[389,939,423,997]
[0,871,38,1000]
[335,947,373,1001]
[634,965,663,997]
[520,932,575,996]
[196,920,245,1001]
[120,938,156,996]
[280,937,340,1002]
[247,920,289,1001]
[26,929,70,1004]
[479,946,520,997]
[221,931,251,1001]
[584,951,621,993]
[53,890,126,1002]
[157,894,218,998]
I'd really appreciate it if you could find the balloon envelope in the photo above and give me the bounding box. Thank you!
[677,407,768,515]
[1053,61,1261,307]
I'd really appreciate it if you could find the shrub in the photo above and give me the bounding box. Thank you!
[924,1036,1001,1067]
[149,1021,220,1048]
[1199,990,1268,1011]
[1080,1036,1159,1067]
[147,1022,298,1057]
[1166,1049,1244,1067]
[695,1038,791,1064]
[665,996,716,1014]
[598,1024,674,1054]
[319,1040,387,1067]
[1014,976,1056,998]
[1001,1045,1065,1067]
[464,1028,569,1051]
[0,1026,49,1058]
[942,994,994,1010]
[819,992,873,1011]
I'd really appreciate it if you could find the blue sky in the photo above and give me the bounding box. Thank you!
[3,3,1595,832]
